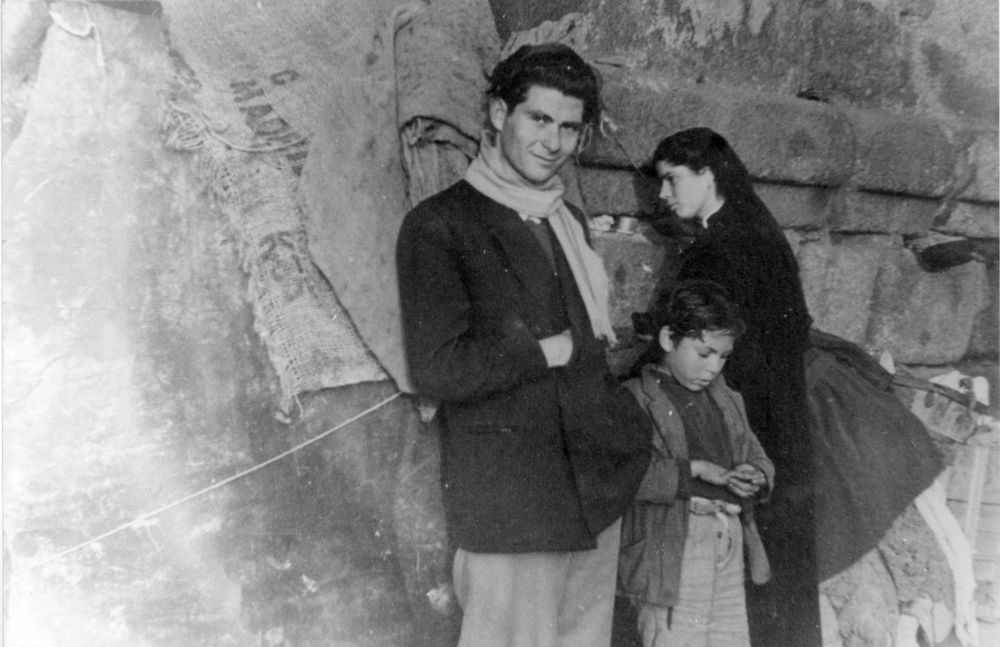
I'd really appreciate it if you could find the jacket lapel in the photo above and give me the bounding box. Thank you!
[481,205,558,310]
[708,376,748,461]
[640,366,689,459]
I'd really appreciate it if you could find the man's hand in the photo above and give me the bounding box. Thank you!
[538,329,573,367]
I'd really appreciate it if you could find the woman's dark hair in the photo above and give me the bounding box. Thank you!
[648,127,792,259]
[487,43,601,126]
[653,279,745,350]
[648,127,753,206]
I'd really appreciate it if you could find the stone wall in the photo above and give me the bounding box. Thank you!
[483,0,1000,387]
[586,66,997,371]
[490,2,998,642]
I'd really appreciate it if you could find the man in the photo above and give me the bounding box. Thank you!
[396,43,651,647]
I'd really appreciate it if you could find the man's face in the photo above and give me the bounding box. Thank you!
[489,85,585,187]
[659,328,734,392]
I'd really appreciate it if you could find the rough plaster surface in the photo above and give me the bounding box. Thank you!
[3,6,433,646]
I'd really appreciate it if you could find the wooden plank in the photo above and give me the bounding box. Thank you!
[946,444,1000,505]
[947,501,1000,560]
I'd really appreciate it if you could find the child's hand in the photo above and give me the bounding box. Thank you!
[690,460,730,485]
[731,463,766,484]
[727,463,766,498]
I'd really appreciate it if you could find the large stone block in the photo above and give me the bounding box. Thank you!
[588,0,997,123]
[586,71,724,168]
[867,248,990,364]
[592,228,679,334]
[966,263,999,359]
[960,130,1000,203]
[576,166,653,216]
[835,191,940,235]
[934,201,1000,239]
[487,0,583,39]
[791,231,893,345]
[584,70,856,187]
[756,183,836,229]
[580,167,839,230]
[724,95,855,187]
[848,110,956,197]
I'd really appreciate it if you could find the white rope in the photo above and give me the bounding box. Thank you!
[14,391,403,575]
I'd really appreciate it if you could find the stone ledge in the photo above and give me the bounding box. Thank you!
[587,71,853,187]
[834,192,940,235]
[934,201,1000,239]
[584,68,998,204]
[847,109,955,197]
[577,166,837,230]
[755,183,836,229]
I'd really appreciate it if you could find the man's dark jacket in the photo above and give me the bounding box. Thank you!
[397,180,651,553]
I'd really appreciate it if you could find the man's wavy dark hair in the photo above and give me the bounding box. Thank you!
[487,43,601,126]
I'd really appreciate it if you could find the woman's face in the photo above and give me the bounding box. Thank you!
[655,161,719,222]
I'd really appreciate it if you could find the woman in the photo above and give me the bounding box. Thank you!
[635,128,944,646]
[643,127,819,646]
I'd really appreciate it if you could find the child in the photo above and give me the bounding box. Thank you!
[618,279,774,647]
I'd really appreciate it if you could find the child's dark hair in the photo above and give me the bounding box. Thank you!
[653,279,745,351]
[487,43,601,126]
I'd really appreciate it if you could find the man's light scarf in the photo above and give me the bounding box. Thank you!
[463,135,616,343]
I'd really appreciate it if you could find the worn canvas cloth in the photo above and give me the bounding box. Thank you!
[160,0,588,398]
[302,0,501,393]
[159,0,429,404]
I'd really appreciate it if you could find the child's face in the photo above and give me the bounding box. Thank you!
[659,328,735,391]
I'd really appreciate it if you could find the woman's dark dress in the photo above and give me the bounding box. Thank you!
[674,200,822,646]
